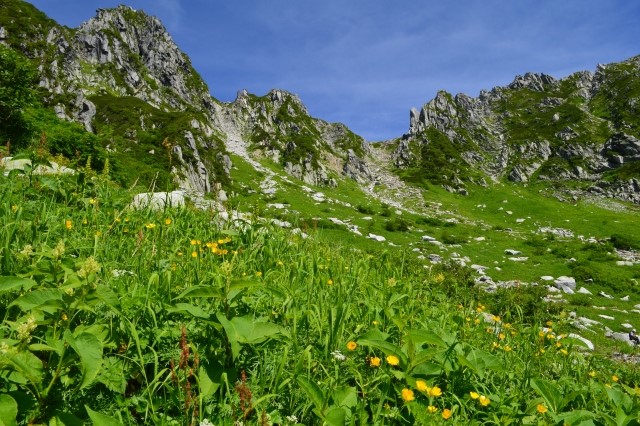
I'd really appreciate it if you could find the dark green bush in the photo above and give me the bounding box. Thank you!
[441,231,467,245]
[356,204,375,215]
[384,217,411,232]
[610,234,640,251]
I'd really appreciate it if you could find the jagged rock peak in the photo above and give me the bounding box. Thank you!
[508,72,557,91]
[74,5,211,110]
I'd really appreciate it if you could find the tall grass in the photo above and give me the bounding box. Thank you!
[0,165,639,425]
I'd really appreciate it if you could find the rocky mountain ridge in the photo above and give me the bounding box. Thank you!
[0,1,372,195]
[1,0,639,206]
[393,57,640,202]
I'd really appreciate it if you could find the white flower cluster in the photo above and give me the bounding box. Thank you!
[331,350,346,361]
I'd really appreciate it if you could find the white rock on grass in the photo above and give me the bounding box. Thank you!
[554,276,576,290]
[563,333,595,351]
[598,314,615,320]
[621,295,630,301]
[622,323,634,329]
[540,276,555,281]
[508,257,529,262]
[572,316,601,330]
[505,249,522,255]
[1,157,76,176]
[598,291,614,299]
[471,264,489,272]
[577,287,593,295]
[130,190,186,210]
[368,233,386,242]
[422,235,437,242]
[474,237,486,241]
[606,332,636,347]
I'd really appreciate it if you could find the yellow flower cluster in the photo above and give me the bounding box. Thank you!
[188,237,233,257]
[470,391,490,406]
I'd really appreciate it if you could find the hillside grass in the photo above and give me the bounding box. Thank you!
[2,153,640,425]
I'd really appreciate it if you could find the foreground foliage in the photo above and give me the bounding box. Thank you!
[0,163,639,426]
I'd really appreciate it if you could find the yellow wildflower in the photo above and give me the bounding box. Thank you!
[369,357,381,367]
[498,332,505,340]
[442,408,452,420]
[470,391,480,400]
[429,386,442,397]
[191,251,198,258]
[612,375,619,383]
[346,341,357,351]
[537,404,547,414]
[386,355,400,366]
[327,279,333,285]
[65,219,72,230]
[401,388,414,402]
[145,223,156,229]
[588,371,596,378]
[427,405,437,414]
[165,218,172,225]
[479,395,490,406]
[416,380,429,392]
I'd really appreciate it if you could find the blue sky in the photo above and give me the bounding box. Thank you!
[27,0,640,141]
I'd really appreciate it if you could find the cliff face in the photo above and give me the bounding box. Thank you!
[394,58,640,202]
[0,1,370,193]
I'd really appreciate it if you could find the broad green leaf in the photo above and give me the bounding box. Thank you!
[95,285,121,314]
[5,351,43,384]
[332,386,357,409]
[457,349,503,380]
[28,343,59,352]
[407,329,448,348]
[176,285,222,299]
[216,314,286,359]
[227,279,263,304]
[0,394,18,426]
[85,406,123,426]
[66,331,103,389]
[0,276,36,294]
[229,278,263,291]
[49,411,84,426]
[198,360,226,398]
[168,303,211,319]
[410,362,443,377]
[9,288,63,311]
[297,376,325,410]
[324,406,347,426]
[357,328,390,342]
[531,378,563,413]
[604,385,633,413]
[356,339,407,366]
[410,347,442,367]
[554,410,597,425]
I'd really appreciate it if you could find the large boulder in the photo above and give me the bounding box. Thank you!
[130,190,186,210]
